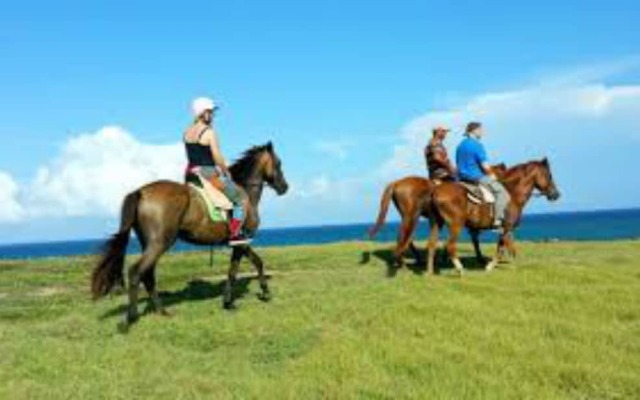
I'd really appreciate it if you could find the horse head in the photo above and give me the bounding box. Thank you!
[260,141,289,195]
[535,157,560,201]
[492,163,508,179]
[230,142,289,196]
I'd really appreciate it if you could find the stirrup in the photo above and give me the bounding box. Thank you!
[228,235,251,246]
[490,221,504,234]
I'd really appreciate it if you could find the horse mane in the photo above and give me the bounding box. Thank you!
[229,143,272,183]
[502,160,544,183]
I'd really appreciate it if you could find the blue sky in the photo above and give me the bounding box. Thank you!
[1,1,640,243]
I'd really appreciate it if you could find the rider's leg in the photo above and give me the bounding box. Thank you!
[197,167,248,244]
[219,174,244,221]
[480,176,510,226]
[219,174,249,244]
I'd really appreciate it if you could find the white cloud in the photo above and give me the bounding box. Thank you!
[0,171,24,222]
[313,139,351,160]
[4,126,184,222]
[378,83,640,184]
[529,56,640,88]
[293,176,332,198]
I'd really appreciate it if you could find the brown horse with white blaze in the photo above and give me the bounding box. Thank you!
[426,158,560,275]
[91,142,288,329]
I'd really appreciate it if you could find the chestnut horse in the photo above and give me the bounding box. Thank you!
[368,164,507,268]
[91,142,288,329]
[368,176,435,266]
[426,158,560,275]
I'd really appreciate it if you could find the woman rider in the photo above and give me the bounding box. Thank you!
[184,97,249,246]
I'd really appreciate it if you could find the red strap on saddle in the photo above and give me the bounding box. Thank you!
[185,164,200,175]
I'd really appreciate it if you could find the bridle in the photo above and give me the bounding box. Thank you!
[244,179,266,189]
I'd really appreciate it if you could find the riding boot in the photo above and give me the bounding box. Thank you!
[228,218,250,246]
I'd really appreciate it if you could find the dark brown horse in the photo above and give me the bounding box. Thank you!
[91,142,288,328]
[426,158,560,275]
[368,164,507,268]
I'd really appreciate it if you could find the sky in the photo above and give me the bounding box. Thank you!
[1,1,640,243]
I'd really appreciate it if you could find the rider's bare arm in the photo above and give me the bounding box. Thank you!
[203,127,230,175]
[432,149,457,175]
[482,162,497,179]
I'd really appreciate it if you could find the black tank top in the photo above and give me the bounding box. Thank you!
[185,127,216,167]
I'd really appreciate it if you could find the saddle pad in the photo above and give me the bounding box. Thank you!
[194,174,233,210]
[459,182,496,204]
[188,184,228,223]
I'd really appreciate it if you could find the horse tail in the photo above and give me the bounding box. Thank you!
[368,182,395,239]
[91,190,140,299]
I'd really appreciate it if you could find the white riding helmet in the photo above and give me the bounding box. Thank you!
[191,97,217,118]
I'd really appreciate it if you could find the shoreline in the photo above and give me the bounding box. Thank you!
[1,238,639,263]
[2,206,640,247]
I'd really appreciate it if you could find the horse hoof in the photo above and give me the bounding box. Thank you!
[258,291,272,302]
[117,320,131,334]
[125,311,139,324]
[223,301,237,311]
[117,323,128,334]
[158,309,174,317]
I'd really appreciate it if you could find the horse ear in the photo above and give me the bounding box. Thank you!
[265,141,273,152]
[542,157,549,166]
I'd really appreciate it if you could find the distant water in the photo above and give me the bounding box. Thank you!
[1,208,639,260]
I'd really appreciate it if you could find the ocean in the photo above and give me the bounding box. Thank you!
[0,208,639,260]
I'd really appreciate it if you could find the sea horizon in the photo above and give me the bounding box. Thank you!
[1,207,639,260]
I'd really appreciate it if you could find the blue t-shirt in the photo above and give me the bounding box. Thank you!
[456,136,488,182]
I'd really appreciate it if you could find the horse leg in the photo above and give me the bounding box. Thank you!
[134,224,170,316]
[469,228,485,264]
[487,233,506,272]
[123,243,165,327]
[497,235,506,262]
[394,212,419,268]
[488,230,515,271]
[245,246,271,301]
[426,221,440,276]
[446,223,465,276]
[506,232,517,259]
[223,246,245,309]
[409,242,423,266]
[140,266,170,316]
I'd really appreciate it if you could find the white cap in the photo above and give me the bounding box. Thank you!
[191,97,217,117]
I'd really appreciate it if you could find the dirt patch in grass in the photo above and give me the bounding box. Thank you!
[30,286,67,297]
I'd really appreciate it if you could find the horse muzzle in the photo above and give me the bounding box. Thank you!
[547,190,561,202]
[275,182,289,196]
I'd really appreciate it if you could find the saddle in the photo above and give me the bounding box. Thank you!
[459,181,496,205]
[185,172,232,222]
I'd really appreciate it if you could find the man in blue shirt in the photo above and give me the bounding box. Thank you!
[456,122,510,228]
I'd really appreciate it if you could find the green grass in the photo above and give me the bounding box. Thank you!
[1,240,640,399]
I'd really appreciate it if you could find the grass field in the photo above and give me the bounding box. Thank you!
[1,240,639,399]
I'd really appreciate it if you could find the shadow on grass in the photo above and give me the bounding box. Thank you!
[360,246,489,278]
[100,275,266,321]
